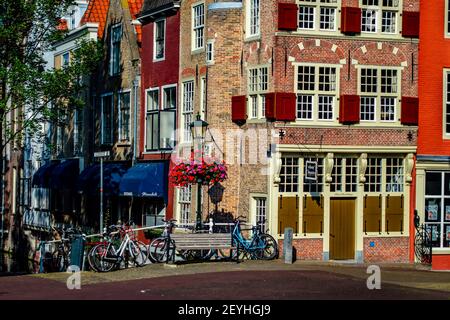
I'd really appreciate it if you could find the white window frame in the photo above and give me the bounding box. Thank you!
[330,156,359,194]
[206,40,214,65]
[294,62,340,123]
[73,107,83,154]
[248,65,269,120]
[153,18,166,61]
[100,92,114,145]
[192,2,205,52]
[446,0,450,38]
[62,51,70,68]
[178,186,192,226]
[246,0,261,39]
[357,66,401,124]
[200,76,207,120]
[424,171,450,249]
[443,69,450,139]
[118,89,131,143]
[181,80,195,142]
[360,0,401,36]
[144,87,160,152]
[110,23,122,76]
[297,0,339,33]
[251,195,268,233]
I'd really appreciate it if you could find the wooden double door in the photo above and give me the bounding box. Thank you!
[330,198,356,260]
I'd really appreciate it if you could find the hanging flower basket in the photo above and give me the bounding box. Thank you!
[169,153,228,187]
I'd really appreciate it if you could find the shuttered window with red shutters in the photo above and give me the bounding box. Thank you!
[402,11,419,38]
[278,3,298,31]
[339,95,360,124]
[341,7,361,34]
[231,95,247,124]
[265,93,296,122]
[361,0,400,35]
[400,97,418,125]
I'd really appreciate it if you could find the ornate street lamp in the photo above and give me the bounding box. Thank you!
[190,114,209,230]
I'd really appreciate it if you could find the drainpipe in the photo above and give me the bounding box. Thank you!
[132,76,139,165]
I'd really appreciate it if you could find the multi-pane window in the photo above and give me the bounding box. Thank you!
[360,67,399,122]
[447,0,450,36]
[298,0,338,31]
[296,65,337,121]
[365,158,382,192]
[424,172,450,248]
[62,52,70,68]
[119,91,130,142]
[206,40,214,64]
[192,3,205,51]
[361,0,399,35]
[154,19,165,60]
[110,24,122,75]
[179,186,192,225]
[247,0,260,37]
[145,87,176,151]
[445,71,450,135]
[146,89,159,151]
[254,197,267,233]
[303,157,324,193]
[74,108,83,154]
[200,77,207,120]
[101,94,113,145]
[279,157,299,193]
[160,86,176,149]
[385,158,403,192]
[182,81,194,142]
[330,157,358,193]
[248,66,268,119]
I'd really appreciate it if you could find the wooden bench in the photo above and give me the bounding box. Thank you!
[170,233,238,262]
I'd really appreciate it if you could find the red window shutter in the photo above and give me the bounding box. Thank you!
[278,3,298,31]
[231,95,247,124]
[339,95,360,124]
[265,93,276,121]
[402,11,420,38]
[401,97,419,125]
[275,93,297,122]
[341,7,361,34]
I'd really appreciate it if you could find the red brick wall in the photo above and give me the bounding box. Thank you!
[364,237,409,263]
[279,239,323,260]
[418,0,450,155]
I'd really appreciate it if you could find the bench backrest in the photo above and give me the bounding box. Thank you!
[170,233,233,249]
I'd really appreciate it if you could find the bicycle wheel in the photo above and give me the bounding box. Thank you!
[136,241,150,264]
[254,234,279,260]
[128,241,147,267]
[89,244,116,272]
[414,230,431,264]
[150,238,175,263]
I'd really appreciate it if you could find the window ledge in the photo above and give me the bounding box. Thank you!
[117,142,131,147]
[247,119,267,124]
[191,48,205,55]
[432,249,450,255]
[244,35,261,43]
[153,57,165,63]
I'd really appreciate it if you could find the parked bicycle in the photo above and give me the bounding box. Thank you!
[414,224,433,264]
[42,226,83,272]
[88,223,148,272]
[226,216,278,261]
[149,219,177,263]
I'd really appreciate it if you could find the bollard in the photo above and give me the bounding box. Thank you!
[284,227,294,264]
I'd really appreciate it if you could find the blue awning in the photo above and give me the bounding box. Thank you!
[77,162,129,196]
[49,159,80,190]
[119,162,168,201]
[32,161,61,188]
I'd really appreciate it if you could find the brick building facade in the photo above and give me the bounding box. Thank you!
[176,0,420,263]
[416,0,450,270]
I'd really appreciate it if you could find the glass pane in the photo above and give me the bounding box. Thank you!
[444,224,450,248]
[425,198,441,222]
[426,172,442,195]
[445,198,450,222]
[425,224,441,248]
[444,172,450,195]
[160,110,175,149]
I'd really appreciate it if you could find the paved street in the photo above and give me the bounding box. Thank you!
[1,260,450,300]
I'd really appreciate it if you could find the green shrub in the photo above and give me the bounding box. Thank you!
[144,228,163,239]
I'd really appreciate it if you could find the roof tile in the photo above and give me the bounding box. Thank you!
[80,0,110,39]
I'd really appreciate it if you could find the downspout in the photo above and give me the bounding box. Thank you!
[132,77,139,165]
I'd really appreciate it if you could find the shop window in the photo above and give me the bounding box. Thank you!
[278,196,299,235]
[425,172,450,248]
[302,195,324,234]
[279,157,299,193]
[364,195,382,233]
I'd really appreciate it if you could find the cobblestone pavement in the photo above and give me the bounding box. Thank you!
[1,260,450,299]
